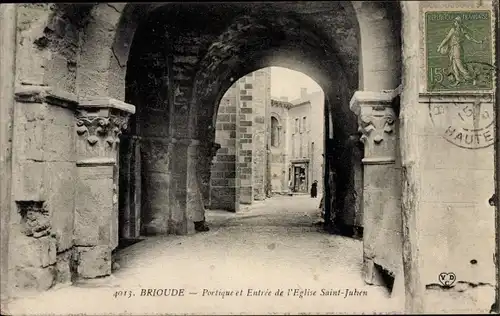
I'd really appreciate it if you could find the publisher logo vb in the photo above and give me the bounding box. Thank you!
[438,272,456,287]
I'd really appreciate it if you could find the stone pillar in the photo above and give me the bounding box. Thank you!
[170,138,196,235]
[199,139,220,208]
[351,136,364,235]
[118,135,141,239]
[141,137,172,235]
[211,86,240,211]
[238,77,254,204]
[399,2,422,312]
[252,70,268,200]
[186,140,205,223]
[350,89,403,292]
[11,86,79,294]
[0,4,17,303]
[74,97,134,279]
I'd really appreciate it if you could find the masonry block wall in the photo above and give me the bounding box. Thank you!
[251,69,271,200]
[238,74,255,204]
[402,1,496,312]
[9,87,134,297]
[10,90,77,296]
[210,69,273,208]
[211,85,239,211]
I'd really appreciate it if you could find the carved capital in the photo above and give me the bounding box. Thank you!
[75,114,129,148]
[75,97,135,160]
[350,89,400,145]
[350,89,400,162]
[358,106,396,145]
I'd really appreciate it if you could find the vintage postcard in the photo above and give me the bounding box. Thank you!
[0,1,498,315]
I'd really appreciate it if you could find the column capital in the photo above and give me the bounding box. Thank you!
[349,87,401,162]
[75,97,135,162]
[349,87,401,117]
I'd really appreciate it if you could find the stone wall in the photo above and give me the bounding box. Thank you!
[417,3,495,312]
[400,1,496,313]
[239,74,255,204]
[211,69,273,207]
[211,85,240,211]
[16,4,84,93]
[350,90,403,295]
[8,86,134,297]
[252,69,271,200]
[10,87,78,295]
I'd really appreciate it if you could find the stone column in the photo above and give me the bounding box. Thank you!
[140,137,172,235]
[211,85,240,212]
[186,140,205,224]
[74,97,134,280]
[239,77,254,204]
[351,135,364,236]
[118,135,141,239]
[252,70,267,200]
[198,139,220,208]
[170,138,197,235]
[11,86,79,294]
[0,4,17,303]
[350,89,403,292]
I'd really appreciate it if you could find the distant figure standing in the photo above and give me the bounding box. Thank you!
[287,180,293,196]
[310,180,318,198]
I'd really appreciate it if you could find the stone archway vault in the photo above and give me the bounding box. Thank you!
[4,0,408,309]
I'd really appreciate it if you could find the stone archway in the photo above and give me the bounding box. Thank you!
[71,3,365,239]
[349,0,404,297]
[186,6,359,220]
[73,2,404,275]
[6,0,404,302]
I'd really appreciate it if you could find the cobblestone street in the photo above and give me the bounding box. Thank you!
[5,195,404,315]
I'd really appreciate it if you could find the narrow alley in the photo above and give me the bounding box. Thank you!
[5,195,404,315]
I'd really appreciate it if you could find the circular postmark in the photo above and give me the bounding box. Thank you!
[429,94,494,149]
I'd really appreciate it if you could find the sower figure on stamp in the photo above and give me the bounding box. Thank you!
[437,16,485,86]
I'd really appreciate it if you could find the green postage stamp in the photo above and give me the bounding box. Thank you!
[425,10,494,92]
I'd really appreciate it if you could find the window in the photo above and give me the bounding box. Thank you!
[303,117,307,133]
[295,118,299,134]
[271,117,279,147]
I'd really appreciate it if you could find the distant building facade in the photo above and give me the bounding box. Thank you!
[209,68,324,210]
[285,90,325,195]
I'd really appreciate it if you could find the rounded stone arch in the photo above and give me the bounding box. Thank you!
[199,52,343,144]
[76,3,156,100]
[350,1,402,91]
[269,112,283,125]
[188,11,354,142]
